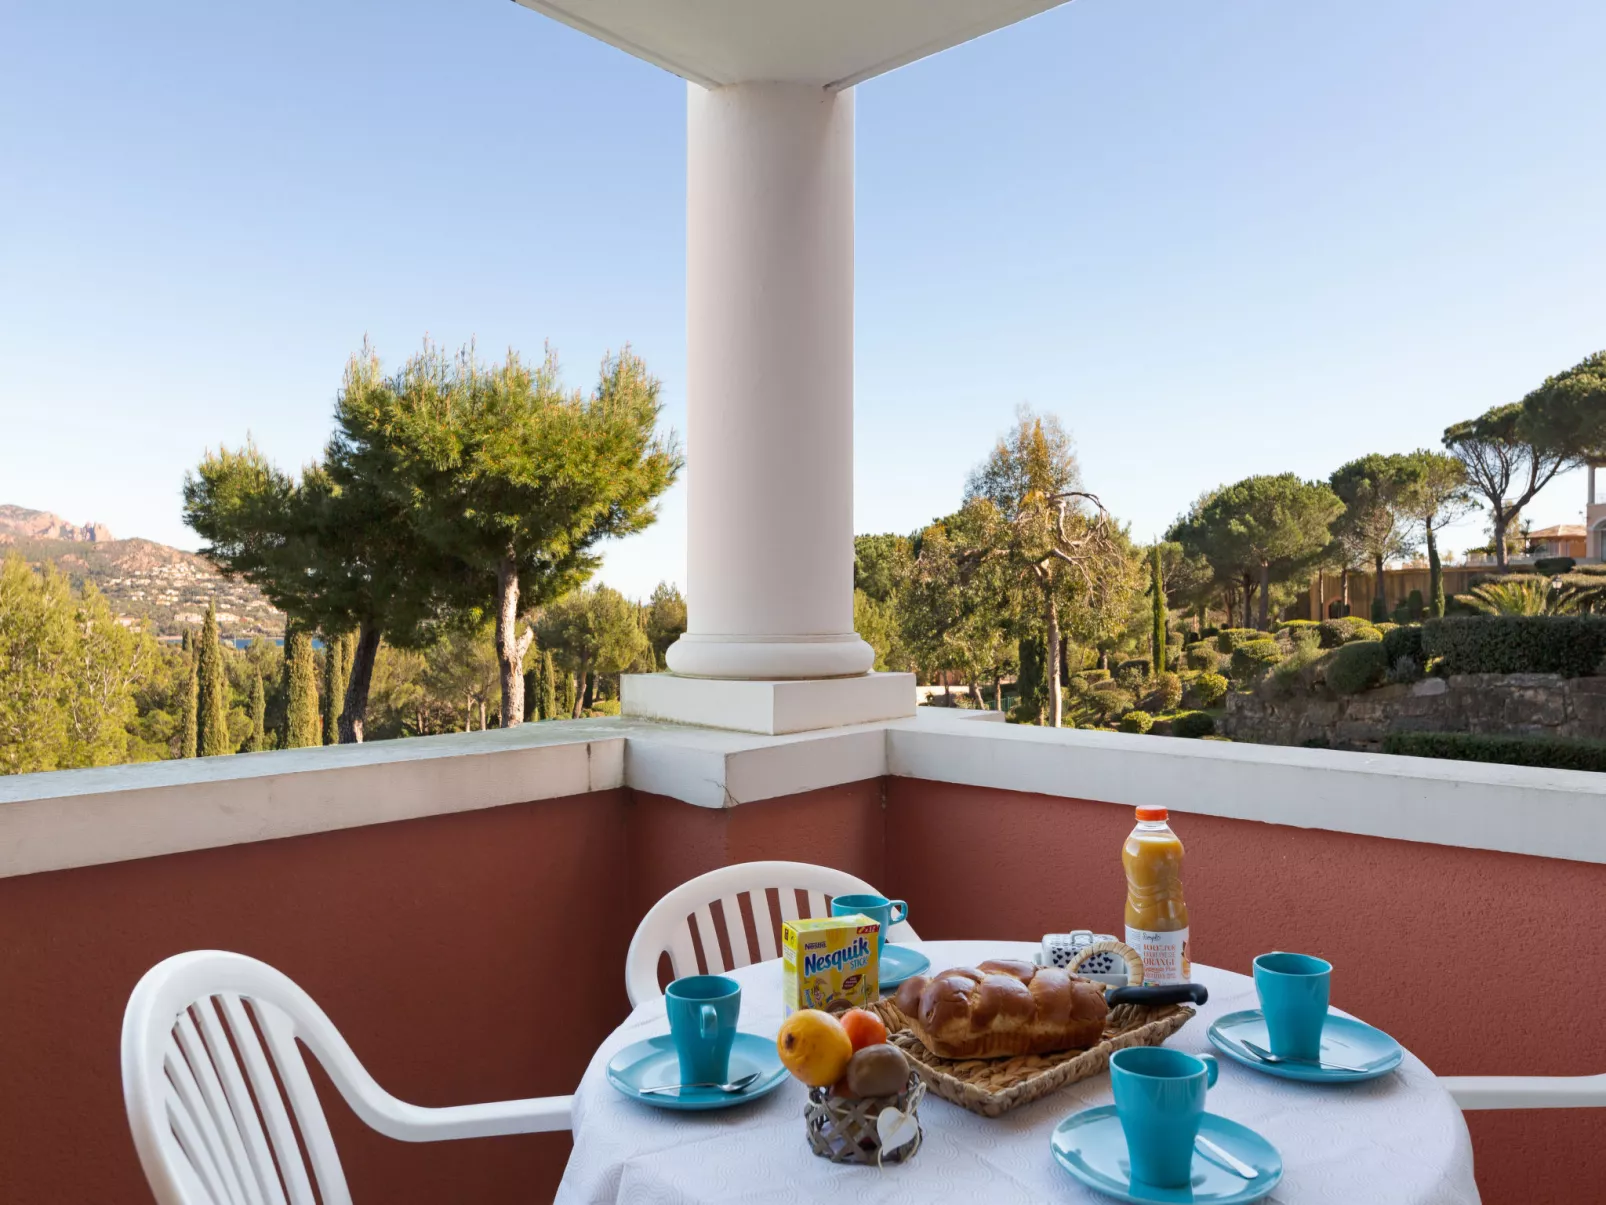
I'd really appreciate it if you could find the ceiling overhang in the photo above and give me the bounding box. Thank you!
[512,0,1072,90]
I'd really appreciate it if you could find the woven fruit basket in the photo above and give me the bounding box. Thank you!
[804,1072,926,1165]
[868,947,1195,1119]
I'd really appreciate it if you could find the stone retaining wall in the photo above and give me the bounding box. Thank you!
[1223,673,1606,750]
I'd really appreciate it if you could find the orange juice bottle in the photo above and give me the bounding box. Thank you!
[1123,806,1191,985]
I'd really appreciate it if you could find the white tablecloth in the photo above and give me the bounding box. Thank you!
[557,941,1479,1205]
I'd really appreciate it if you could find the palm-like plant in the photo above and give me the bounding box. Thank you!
[1456,577,1600,616]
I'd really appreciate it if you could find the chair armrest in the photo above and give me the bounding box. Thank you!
[364,1093,574,1141]
[1442,1074,1606,1110]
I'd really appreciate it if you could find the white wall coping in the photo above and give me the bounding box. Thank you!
[3,707,1603,878]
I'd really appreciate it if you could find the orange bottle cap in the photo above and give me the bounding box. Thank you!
[1135,806,1168,821]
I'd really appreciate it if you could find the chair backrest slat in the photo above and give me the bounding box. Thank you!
[750,890,779,962]
[719,893,752,967]
[805,890,828,922]
[164,1077,234,1205]
[193,996,286,1205]
[690,903,725,975]
[667,921,699,982]
[254,1002,353,1205]
[172,1018,257,1205]
[220,994,321,1205]
[777,888,801,925]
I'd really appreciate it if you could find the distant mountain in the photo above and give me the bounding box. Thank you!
[0,504,112,544]
[1,506,285,641]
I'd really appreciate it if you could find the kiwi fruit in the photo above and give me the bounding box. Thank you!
[844,1043,910,1098]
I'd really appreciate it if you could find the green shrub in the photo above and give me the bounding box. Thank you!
[1118,709,1154,734]
[1326,640,1389,694]
[1080,668,1111,683]
[1146,672,1183,712]
[1215,628,1267,653]
[1382,624,1424,669]
[1421,616,1606,677]
[1087,686,1135,723]
[1278,619,1319,632]
[1375,621,1398,634]
[1268,643,1325,694]
[1116,658,1152,682]
[1319,617,1383,648]
[1407,589,1426,620]
[1230,639,1281,682]
[1534,557,1578,575]
[1574,564,1606,578]
[587,699,622,716]
[1391,601,1411,625]
[1370,596,1389,623]
[1170,711,1216,738]
[1284,625,1320,652]
[1199,626,1221,641]
[1189,671,1228,708]
[1382,730,1606,772]
[1184,641,1218,671]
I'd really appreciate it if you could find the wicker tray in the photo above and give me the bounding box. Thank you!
[867,995,1194,1118]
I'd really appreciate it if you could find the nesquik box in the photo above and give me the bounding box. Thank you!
[781,914,880,1015]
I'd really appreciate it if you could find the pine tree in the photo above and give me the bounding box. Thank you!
[197,600,231,756]
[539,649,558,721]
[245,668,266,752]
[180,649,199,758]
[283,623,320,748]
[1151,545,1167,677]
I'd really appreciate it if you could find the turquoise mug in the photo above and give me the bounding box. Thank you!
[1253,952,1331,1060]
[664,975,740,1085]
[1110,1046,1219,1188]
[831,893,908,954]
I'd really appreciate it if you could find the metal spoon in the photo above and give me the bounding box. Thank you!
[1196,1135,1259,1179]
[1241,1039,1375,1075]
[638,1071,760,1096]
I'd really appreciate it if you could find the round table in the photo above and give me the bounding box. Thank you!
[557,941,1479,1205]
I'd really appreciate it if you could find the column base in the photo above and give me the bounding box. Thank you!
[665,632,875,679]
[621,672,916,735]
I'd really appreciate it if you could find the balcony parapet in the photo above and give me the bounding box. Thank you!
[3,707,1602,880]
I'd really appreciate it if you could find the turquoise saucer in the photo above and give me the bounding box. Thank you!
[1051,1105,1282,1204]
[605,1032,789,1110]
[879,944,931,992]
[1208,1009,1403,1083]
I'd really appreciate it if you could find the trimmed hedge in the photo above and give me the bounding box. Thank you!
[1116,658,1152,681]
[1118,709,1154,734]
[1319,617,1383,648]
[1421,616,1606,678]
[1382,730,1606,773]
[1326,640,1388,694]
[1077,668,1111,684]
[1184,641,1219,671]
[1382,623,1424,669]
[1147,672,1183,712]
[1534,557,1577,575]
[1189,671,1228,708]
[1215,628,1267,653]
[1229,639,1282,681]
[1170,711,1216,738]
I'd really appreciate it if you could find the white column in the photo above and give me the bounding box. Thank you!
[666,82,874,680]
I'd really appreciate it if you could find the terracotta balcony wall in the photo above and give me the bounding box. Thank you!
[0,712,1601,1205]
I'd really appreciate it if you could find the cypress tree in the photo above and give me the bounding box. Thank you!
[197,600,231,756]
[245,669,266,752]
[180,648,199,758]
[322,630,350,745]
[556,665,576,720]
[539,649,558,721]
[284,624,320,748]
[1151,545,1167,677]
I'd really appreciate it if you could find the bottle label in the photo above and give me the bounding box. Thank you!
[1126,926,1191,985]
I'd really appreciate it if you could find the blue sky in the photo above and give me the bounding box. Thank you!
[4,0,1603,597]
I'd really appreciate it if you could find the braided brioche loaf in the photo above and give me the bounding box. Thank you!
[893,958,1108,1058]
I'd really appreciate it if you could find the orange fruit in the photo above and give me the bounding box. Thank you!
[839,1008,888,1052]
[776,1009,853,1087]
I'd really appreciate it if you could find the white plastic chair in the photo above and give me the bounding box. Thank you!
[625,860,919,1006]
[1442,1073,1606,1110]
[122,950,573,1205]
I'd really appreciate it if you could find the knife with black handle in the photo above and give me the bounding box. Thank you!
[1104,982,1209,1008]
